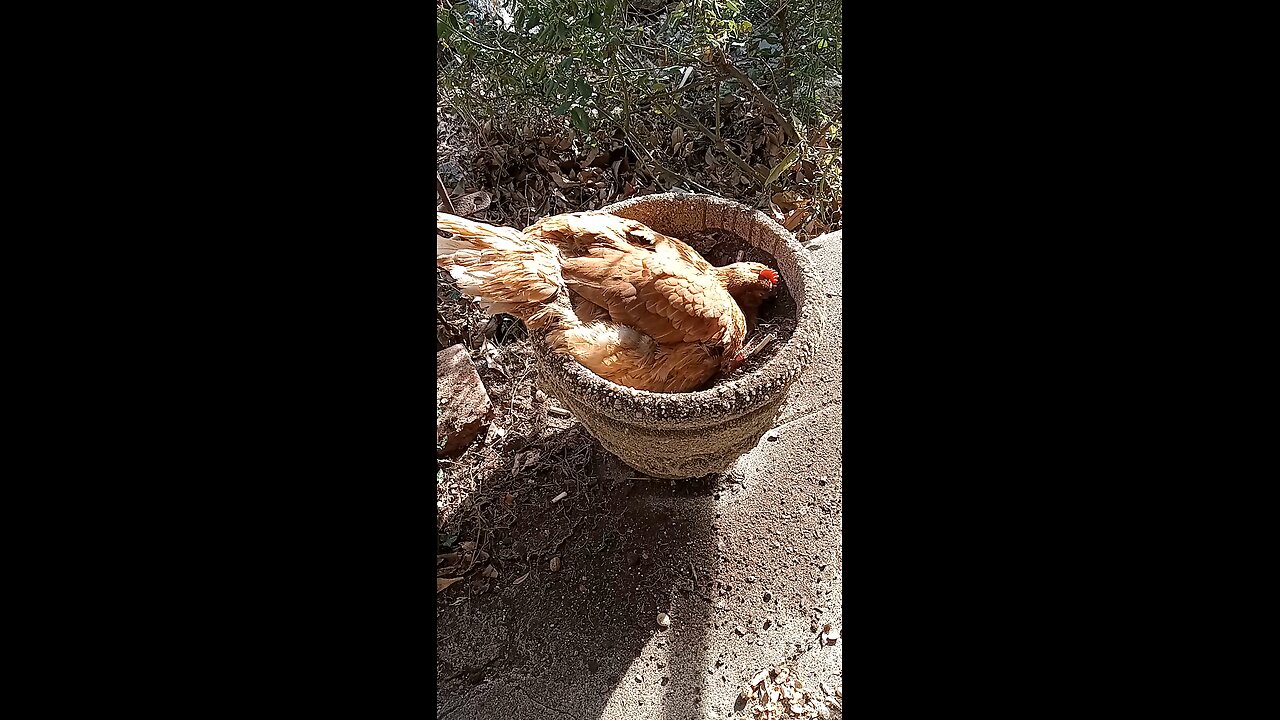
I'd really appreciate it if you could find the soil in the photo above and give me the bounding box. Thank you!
[434,395,844,720]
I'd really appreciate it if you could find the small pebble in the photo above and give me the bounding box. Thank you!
[549,557,561,572]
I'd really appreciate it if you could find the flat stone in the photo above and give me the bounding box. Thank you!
[436,344,492,457]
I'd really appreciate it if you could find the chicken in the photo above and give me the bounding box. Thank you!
[437,211,779,393]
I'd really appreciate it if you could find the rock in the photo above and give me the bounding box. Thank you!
[436,344,493,457]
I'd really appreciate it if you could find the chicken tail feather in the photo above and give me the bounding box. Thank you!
[437,212,570,326]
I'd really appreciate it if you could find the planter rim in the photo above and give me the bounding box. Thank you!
[531,193,827,428]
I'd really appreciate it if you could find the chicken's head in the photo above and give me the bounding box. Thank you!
[715,262,781,329]
[716,262,779,301]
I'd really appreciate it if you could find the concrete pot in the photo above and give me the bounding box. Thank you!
[532,193,828,479]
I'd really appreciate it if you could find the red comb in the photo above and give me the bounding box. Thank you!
[760,268,779,283]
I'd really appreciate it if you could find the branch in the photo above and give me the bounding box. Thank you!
[812,110,842,142]
[436,173,455,213]
[620,120,716,195]
[449,26,528,66]
[713,51,800,145]
[668,104,765,186]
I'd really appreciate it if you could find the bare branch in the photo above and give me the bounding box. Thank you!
[437,173,455,214]
[713,51,800,145]
[668,104,765,186]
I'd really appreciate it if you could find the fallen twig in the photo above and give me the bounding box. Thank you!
[743,332,778,362]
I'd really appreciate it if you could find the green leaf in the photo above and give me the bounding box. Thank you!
[764,146,801,188]
[571,107,590,132]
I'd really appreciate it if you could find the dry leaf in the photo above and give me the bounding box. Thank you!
[437,576,463,593]
[782,207,812,231]
[771,191,808,211]
[671,126,684,150]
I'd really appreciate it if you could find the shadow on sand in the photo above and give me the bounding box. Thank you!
[436,423,730,720]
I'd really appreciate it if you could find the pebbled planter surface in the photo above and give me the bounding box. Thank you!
[531,193,828,479]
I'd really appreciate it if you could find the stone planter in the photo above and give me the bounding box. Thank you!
[531,193,828,479]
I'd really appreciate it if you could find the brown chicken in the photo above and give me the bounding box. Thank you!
[437,211,779,393]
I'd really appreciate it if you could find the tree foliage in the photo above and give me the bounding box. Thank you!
[439,0,840,133]
[437,0,842,236]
